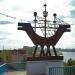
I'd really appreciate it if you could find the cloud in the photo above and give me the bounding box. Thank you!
[0,30,12,35]
[0,0,4,2]
[0,20,13,24]
[0,0,75,49]
[70,0,75,6]
[70,10,75,18]
[0,30,12,41]
[69,25,75,37]
[0,37,7,40]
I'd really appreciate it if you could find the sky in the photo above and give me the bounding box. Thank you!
[0,0,75,49]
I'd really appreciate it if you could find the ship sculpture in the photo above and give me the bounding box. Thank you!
[18,4,70,57]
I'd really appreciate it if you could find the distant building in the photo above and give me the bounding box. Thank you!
[0,48,26,63]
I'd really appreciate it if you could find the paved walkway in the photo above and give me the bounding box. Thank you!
[4,71,26,75]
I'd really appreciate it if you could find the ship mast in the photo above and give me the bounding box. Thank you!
[43,4,48,38]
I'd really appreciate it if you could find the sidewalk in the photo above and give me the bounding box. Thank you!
[4,71,26,75]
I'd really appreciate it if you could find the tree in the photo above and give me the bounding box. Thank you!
[0,50,9,63]
[64,58,75,66]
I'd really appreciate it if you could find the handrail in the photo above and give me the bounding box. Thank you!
[0,63,8,74]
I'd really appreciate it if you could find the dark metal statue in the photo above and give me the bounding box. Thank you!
[18,4,70,57]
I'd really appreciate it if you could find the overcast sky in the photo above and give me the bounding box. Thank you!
[0,0,75,49]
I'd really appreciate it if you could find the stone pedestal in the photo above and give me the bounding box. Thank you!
[26,56,63,75]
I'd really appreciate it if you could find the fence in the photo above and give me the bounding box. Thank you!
[49,66,75,75]
[0,63,75,75]
[7,62,26,71]
[0,62,26,75]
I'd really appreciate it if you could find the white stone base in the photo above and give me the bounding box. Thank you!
[26,59,63,75]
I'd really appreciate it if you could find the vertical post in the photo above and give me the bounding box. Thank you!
[45,4,46,38]
[2,44,7,63]
[33,45,38,57]
[43,4,48,38]
[40,45,45,56]
[46,45,51,56]
[53,13,57,32]
[34,12,37,32]
[17,49,19,62]
[52,46,57,56]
